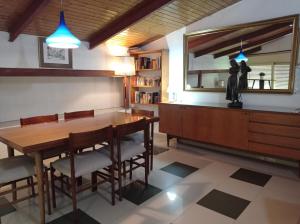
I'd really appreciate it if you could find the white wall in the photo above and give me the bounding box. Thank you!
[0,31,124,122]
[144,0,300,108]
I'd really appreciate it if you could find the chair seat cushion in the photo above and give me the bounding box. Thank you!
[0,155,35,184]
[107,141,146,162]
[51,151,112,178]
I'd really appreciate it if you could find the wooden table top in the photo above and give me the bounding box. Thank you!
[0,112,147,153]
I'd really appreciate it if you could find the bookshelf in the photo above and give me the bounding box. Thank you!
[129,49,169,109]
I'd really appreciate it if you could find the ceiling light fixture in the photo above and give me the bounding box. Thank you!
[235,40,248,63]
[46,0,81,49]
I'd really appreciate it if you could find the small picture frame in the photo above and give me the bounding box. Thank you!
[38,37,73,68]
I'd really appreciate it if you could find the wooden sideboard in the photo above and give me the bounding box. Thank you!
[159,102,300,175]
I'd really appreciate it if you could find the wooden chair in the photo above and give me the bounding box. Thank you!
[64,110,96,186]
[20,114,58,127]
[18,114,59,215]
[50,125,115,215]
[131,109,155,170]
[64,110,94,120]
[115,118,150,201]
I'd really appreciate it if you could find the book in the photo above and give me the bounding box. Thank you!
[133,91,161,104]
[135,56,162,70]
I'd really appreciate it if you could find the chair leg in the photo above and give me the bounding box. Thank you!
[123,162,126,178]
[70,175,77,214]
[26,178,30,192]
[28,177,36,196]
[70,175,78,222]
[76,176,83,187]
[60,173,64,193]
[11,181,17,202]
[144,152,149,186]
[50,167,56,209]
[91,172,97,192]
[110,165,115,205]
[44,170,52,215]
[150,140,154,170]
[129,158,133,180]
[118,161,122,201]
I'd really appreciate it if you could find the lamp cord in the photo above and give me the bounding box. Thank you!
[60,0,63,11]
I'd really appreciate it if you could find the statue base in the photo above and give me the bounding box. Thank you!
[228,101,243,108]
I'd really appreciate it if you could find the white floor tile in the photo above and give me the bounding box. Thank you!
[236,193,300,224]
[171,204,234,224]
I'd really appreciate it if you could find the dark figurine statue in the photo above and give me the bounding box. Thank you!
[239,60,251,90]
[226,59,243,108]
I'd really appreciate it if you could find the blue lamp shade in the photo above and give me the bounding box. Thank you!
[46,11,80,49]
[235,50,248,63]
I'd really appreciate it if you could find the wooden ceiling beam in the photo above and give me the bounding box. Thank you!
[188,30,234,50]
[194,22,291,57]
[129,35,164,49]
[214,27,293,58]
[8,0,51,42]
[88,0,174,49]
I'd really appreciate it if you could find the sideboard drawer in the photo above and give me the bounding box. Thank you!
[249,112,300,127]
[249,132,300,150]
[249,142,300,159]
[249,122,300,138]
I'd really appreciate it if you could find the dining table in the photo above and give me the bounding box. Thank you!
[0,111,157,224]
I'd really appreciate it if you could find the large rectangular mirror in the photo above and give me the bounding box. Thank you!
[184,15,299,94]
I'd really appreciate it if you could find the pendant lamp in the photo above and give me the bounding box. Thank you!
[46,0,80,49]
[235,40,248,63]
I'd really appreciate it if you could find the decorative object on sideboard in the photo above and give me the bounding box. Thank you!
[45,0,80,49]
[259,72,266,90]
[239,60,251,90]
[226,59,243,108]
[38,37,73,69]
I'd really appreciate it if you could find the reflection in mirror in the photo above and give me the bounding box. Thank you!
[184,15,299,93]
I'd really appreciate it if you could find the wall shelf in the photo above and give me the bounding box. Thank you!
[137,69,161,72]
[0,68,116,77]
[132,103,159,106]
[132,85,160,88]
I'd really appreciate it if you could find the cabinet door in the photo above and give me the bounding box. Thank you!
[210,109,249,150]
[159,104,182,136]
[181,106,210,142]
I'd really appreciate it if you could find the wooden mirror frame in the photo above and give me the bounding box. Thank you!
[183,15,299,94]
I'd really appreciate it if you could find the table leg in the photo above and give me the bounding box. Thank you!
[34,152,45,224]
[7,146,16,201]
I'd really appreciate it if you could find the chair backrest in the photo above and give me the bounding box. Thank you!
[132,109,154,138]
[131,109,154,118]
[64,110,94,120]
[115,118,150,152]
[68,126,114,179]
[20,114,58,127]
[69,125,114,153]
